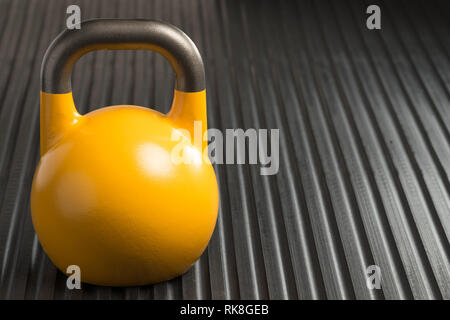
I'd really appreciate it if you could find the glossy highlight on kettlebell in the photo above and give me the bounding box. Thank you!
[31,19,219,286]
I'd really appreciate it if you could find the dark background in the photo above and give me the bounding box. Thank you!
[0,0,449,299]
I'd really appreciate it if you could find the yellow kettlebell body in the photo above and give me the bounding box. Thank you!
[31,20,218,286]
[32,91,218,286]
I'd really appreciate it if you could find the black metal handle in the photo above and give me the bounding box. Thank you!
[41,19,205,93]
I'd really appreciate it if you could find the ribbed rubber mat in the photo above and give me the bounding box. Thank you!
[0,0,449,299]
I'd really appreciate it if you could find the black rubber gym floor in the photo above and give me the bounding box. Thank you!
[0,0,449,299]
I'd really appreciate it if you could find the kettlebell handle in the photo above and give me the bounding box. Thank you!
[41,19,205,93]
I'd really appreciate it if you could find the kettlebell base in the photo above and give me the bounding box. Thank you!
[63,264,194,287]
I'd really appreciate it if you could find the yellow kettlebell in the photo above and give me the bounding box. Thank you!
[31,19,218,286]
